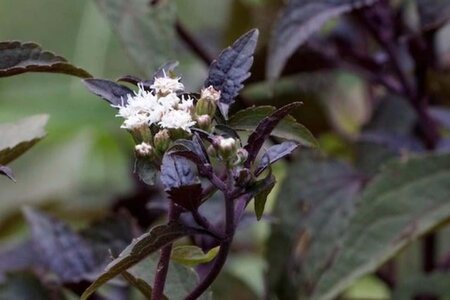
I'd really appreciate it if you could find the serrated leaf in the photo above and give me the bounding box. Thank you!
[313,153,450,300]
[266,151,363,299]
[416,0,450,31]
[0,165,15,182]
[244,102,303,166]
[229,106,317,149]
[135,157,157,186]
[80,222,195,300]
[94,0,176,76]
[205,29,259,119]
[171,245,220,267]
[267,0,379,79]
[252,174,276,221]
[0,115,48,165]
[0,41,91,78]
[22,207,96,283]
[255,141,299,176]
[0,272,64,300]
[393,272,450,299]
[83,79,133,106]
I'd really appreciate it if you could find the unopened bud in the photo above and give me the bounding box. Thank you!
[153,129,171,154]
[201,86,221,102]
[135,142,153,158]
[128,124,152,144]
[196,86,220,117]
[217,137,237,160]
[196,114,212,131]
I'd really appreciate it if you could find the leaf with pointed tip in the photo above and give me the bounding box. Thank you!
[171,245,220,267]
[83,79,133,106]
[0,41,91,78]
[267,0,379,79]
[255,141,299,176]
[205,29,259,119]
[80,222,196,300]
[94,0,176,76]
[0,115,48,165]
[23,207,96,283]
[229,106,317,149]
[313,153,450,300]
[252,174,276,221]
[0,165,15,181]
[244,102,303,167]
[416,0,450,31]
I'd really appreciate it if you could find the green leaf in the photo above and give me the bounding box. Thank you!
[266,151,363,299]
[80,222,195,300]
[171,245,220,267]
[252,174,276,221]
[393,272,450,299]
[267,0,379,79]
[313,153,450,300]
[135,157,157,186]
[94,0,176,76]
[228,106,317,148]
[416,0,450,31]
[0,115,48,165]
[0,272,64,300]
[0,41,91,78]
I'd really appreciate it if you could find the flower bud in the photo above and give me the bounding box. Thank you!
[201,86,221,102]
[196,86,220,117]
[196,114,212,131]
[128,124,152,144]
[234,167,254,187]
[217,137,237,160]
[153,129,171,154]
[135,142,153,158]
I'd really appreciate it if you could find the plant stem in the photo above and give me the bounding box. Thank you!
[151,203,181,300]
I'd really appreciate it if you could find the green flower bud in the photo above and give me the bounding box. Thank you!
[217,137,237,160]
[196,86,220,117]
[153,129,171,154]
[129,124,152,144]
[196,114,212,131]
[135,142,153,158]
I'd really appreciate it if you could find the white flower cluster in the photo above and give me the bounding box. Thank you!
[115,74,196,132]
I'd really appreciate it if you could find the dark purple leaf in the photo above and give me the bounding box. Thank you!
[116,75,143,86]
[417,0,450,31]
[0,241,36,281]
[23,207,96,283]
[205,29,259,119]
[267,0,379,79]
[214,124,241,141]
[0,41,92,78]
[0,165,15,182]
[430,106,450,130]
[255,141,300,176]
[244,102,302,167]
[83,79,133,106]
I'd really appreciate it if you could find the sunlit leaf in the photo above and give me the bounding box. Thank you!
[171,245,220,267]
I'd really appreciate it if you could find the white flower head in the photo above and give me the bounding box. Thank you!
[178,95,194,112]
[201,86,221,102]
[135,142,153,157]
[159,110,196,132]
[151,72,184,95]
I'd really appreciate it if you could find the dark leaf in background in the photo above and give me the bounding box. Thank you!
[313,153,450,300]
[81,222,195,300]
[0,115,48,166]
[229,106,317,148]
[255,141,299,176]
[244,102,302,167]
[266,151,363,299]
[0,41,91,78]
[392,272,450,299]
[267,0,379,79]
[161,154,202,210]
[0,165,15,182]
[211,271,258,300]
[94,0,176,76]
[135,157,157,186]
[416,0,450,31]
[83,79,133,106]
[205,29,259,119]
[0,241,36,281]
[430,106,450,130]
[22,207,96,283]
[0,272,64,300]
[359,131,424,153]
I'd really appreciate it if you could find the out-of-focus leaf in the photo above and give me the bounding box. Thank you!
[416,0,450,31]
[430,106,450,130]
[0,41,91,78]
[83,79,133,106]
[211,270,259,300]
[393,272,450,299]
[94,0,176,76]
[244,102,303,166]
[135,157,157,186]
[267,0,379,79]
[229,106,317,148]
[359,131,424,152]
[313,153,450,300]
[0,165,15,182]
[252,174,276,221]
[255,141,299,176]
[0,115,48,165]
[171,245,219,267]
[0,272,63,300]
[0,241,36,281]
[266,151,363,299]
[80,222,195,300]
[205,29,259,119]
[23,207,96,283]
[161,154,202,210]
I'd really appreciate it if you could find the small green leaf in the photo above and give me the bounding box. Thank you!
[252,174,276,221]
[228,106,317,148]
[0,115,48,165]
[81,222,196,300]
[171,245,220,267]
